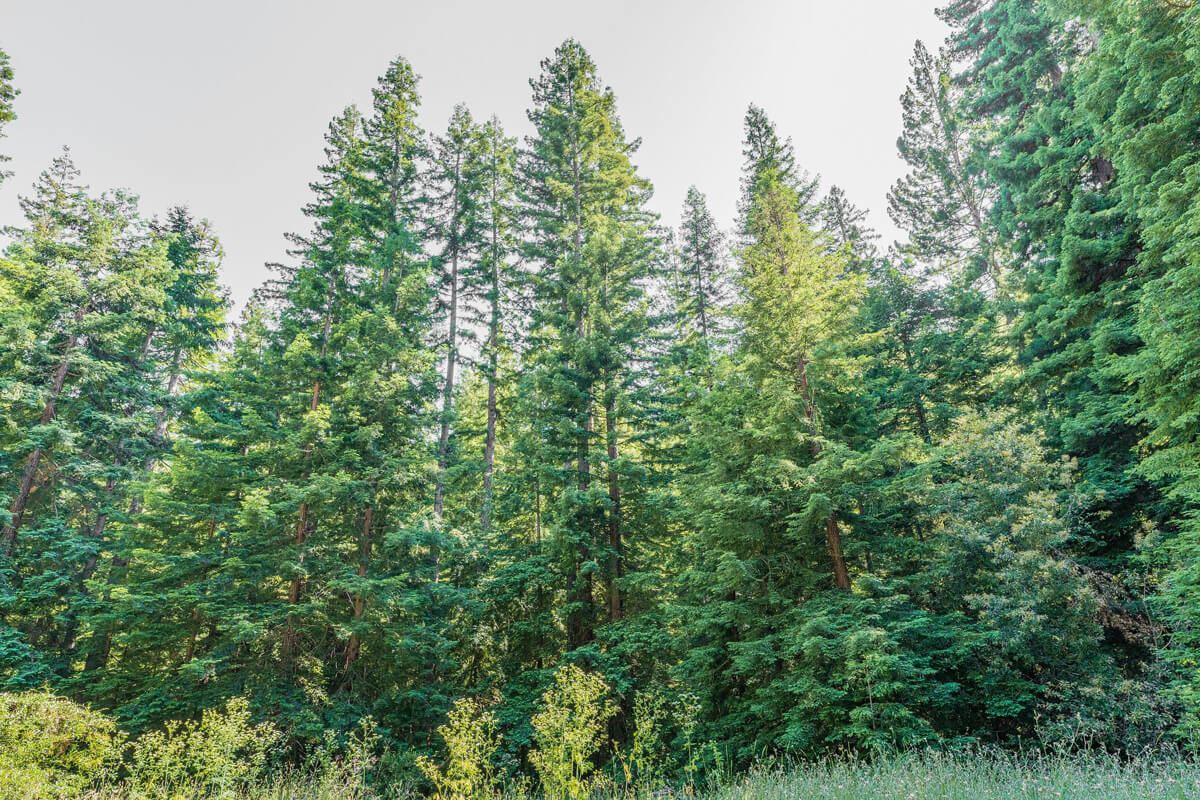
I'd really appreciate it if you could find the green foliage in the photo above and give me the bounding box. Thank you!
[888,39,994,284]
[0,46,15,185]
[1059,0,1200,745]
[614,691,671,797]
[417,697,503,800]
[0,690,122,800]
[4,2,1200,780]
[128,697,278,793]
[913,412,1115,740]
[529,665,616,800]
[673,187,731,362]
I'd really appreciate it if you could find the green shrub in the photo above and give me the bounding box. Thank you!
[0,690,123,800]
[615,691,671,798]
[529,665,616,800]
[127,696,278,794]
[304,714,384,800]
[417,697,503,800]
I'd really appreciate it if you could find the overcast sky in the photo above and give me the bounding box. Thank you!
[0,0,947,306]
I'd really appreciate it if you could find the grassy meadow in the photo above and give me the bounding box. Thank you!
[19,753,1195,800]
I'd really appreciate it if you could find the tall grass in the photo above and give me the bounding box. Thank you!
[705,752,1199,800]
[61,751,1200,800]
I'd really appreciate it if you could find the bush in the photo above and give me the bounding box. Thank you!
[0,690,123,800]
[127,696,278,794]
[417,697,503,800]
[529,665,615,800]
[615,691,671,797]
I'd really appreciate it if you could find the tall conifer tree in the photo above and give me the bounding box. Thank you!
[0,46,16,186]
[517,39,660,665]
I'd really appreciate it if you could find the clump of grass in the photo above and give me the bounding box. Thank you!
[704,751,1200,800]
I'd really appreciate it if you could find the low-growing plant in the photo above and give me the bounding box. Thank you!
[529,665,616,800]
[615,690,671,798]
[0,689,123,800]
[417,696,502,800]
[127,696,278,794]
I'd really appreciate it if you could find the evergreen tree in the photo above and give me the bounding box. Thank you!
[476,116,519,533]
[738,167,864,589]
[428,104,488,534]
[0,46,16,186]
[270,104,369,669]
[887,40,995,284]
[936,0,1151,589]
[100,300,274,725]
[0,152,182,683]
[1061,0,1200,741]
[75,206,230,678]
[514,41,663,703]
[738,105,821,234]
[820,185,879,272]
[673,116,882,755]
[674,187,730,363]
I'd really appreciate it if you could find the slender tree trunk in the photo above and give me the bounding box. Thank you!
[382,130,403,291]
[481,152,502,531]
[566,87,594,649]
[285,271,336,663]
[481,338,498,530]
[534,477,542,547]
[2,326,80,555]
[693,254,711,352]
[343,505,373,672]
[568,389,594,648]
[182,516,218,666]
[898,332,932,443]
[605,391,622,623]
[183,607,202,664]
[797,353,850,590]
[152,354,182,444]
[433,244,459,569]
[433,152,463,583]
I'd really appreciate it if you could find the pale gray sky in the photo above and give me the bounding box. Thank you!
[0,0,947,305]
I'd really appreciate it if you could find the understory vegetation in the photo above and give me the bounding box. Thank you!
[4,683,1198,799]
[3,0,1200,796]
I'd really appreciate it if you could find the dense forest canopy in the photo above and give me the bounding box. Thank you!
[2,0,1200,784]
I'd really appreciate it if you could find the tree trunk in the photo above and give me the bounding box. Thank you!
[481,155,501,531]
[565,84,594,649]
[343,505,373,672]
[181,516,219,666]
[605,392,622,622]
[433,149,465,584]
[693,250,711,353]
[825,514,851,590]
[797,353,850,590]
[1,328,80,555]
[285,271,336,663]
